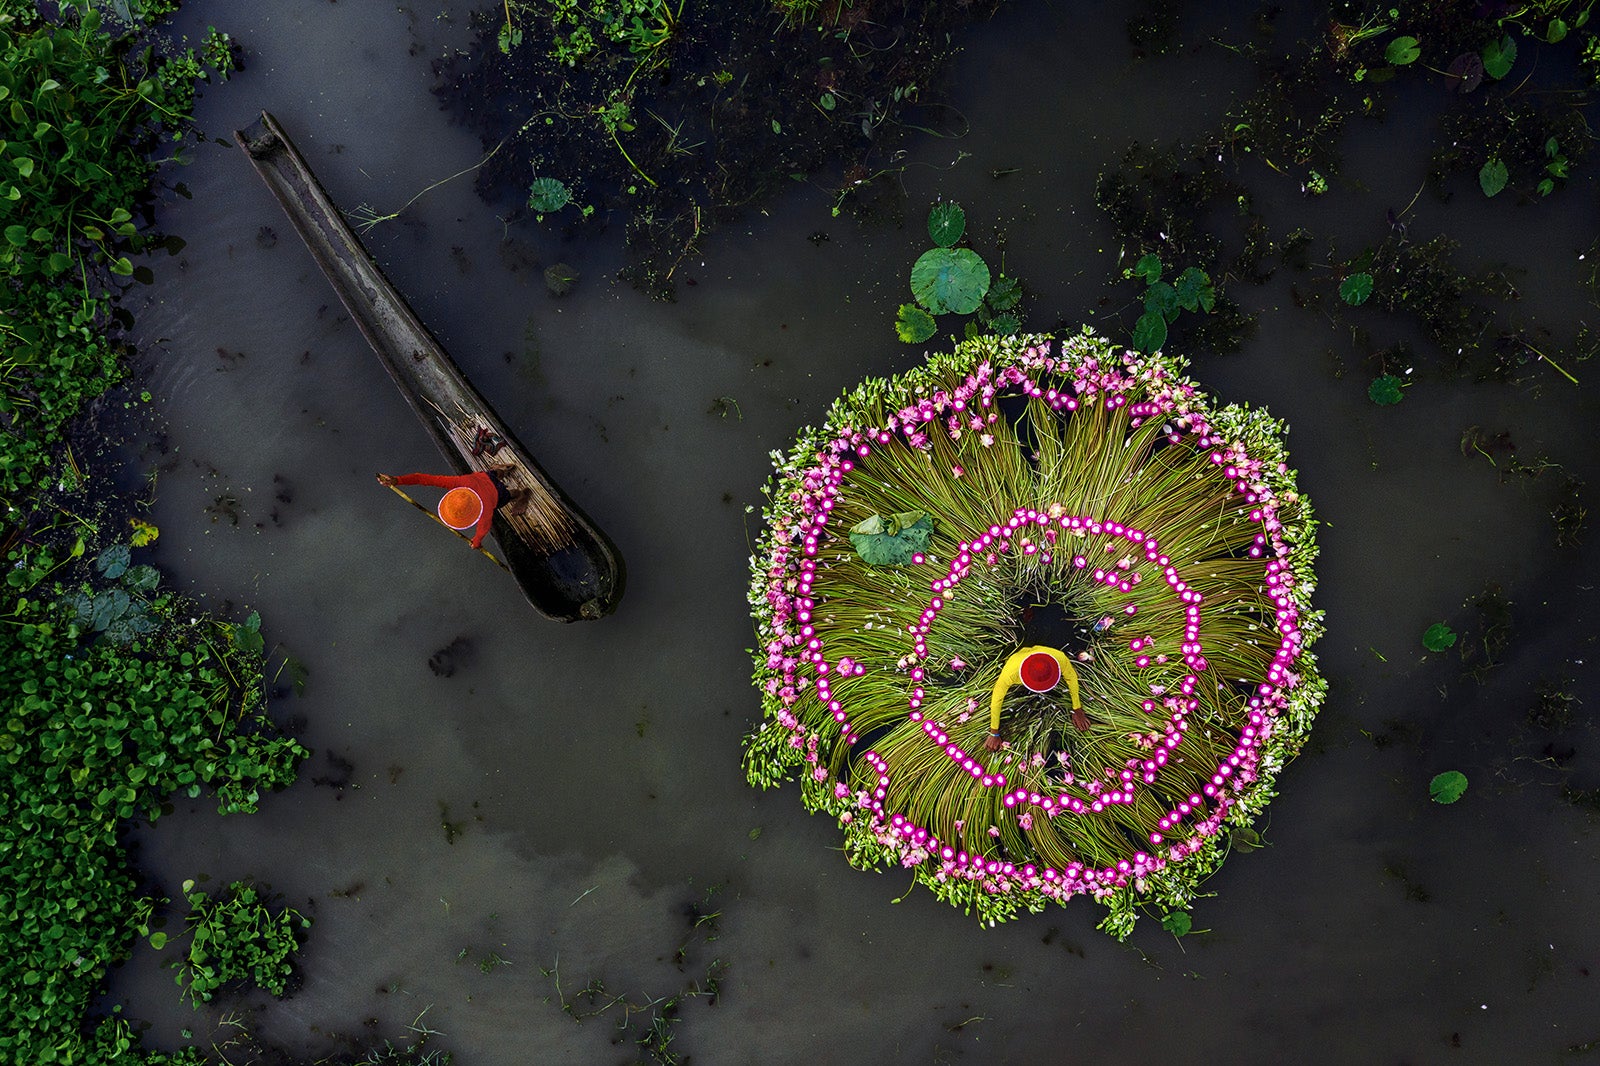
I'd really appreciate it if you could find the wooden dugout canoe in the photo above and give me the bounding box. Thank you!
[234,110,623,621]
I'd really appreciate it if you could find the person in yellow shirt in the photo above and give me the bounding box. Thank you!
[986,646,1084,750]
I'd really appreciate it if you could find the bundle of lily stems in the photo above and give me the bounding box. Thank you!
[745,330,1325,937]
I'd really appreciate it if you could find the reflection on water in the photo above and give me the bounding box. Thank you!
[117,0,1599,1062]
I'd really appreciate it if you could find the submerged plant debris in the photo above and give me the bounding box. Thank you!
[434,1,1003,296]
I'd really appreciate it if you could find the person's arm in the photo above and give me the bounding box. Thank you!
[392,472,475,489]
[987,649,1028,748]
[469,507,494,548]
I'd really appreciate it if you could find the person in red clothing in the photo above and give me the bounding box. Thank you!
[376,467,528,549]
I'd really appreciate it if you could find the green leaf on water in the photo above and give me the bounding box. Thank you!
[927,202,965,248]
[1385,35,1421,65]
[1482,34,1516,79]
[849,512,933,567]
[984,274,1022,312]
[1173,266,1215,312]
[895,303,937,344]
[910,247,990,315]
[1339,272,1374,305]
[527,177,572,214]
[148,931,167,950]
[988,311,1021,337]
[748,827,762,840]
[1422,622,1457,652]
[1143,281,1180,323]
[1367,375,1404,405]
[95,543,130,580]
[1429,770,1468,804]
[1132,252,1162,283]
[1479,157,1508,197]
[1161,911,1192,937]
[1132,309,1167,354]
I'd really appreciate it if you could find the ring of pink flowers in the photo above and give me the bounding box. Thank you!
[771,356,1307,891]
[902,506,1207,830]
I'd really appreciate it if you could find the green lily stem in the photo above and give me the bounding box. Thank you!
[1526,341,1579,385]
[610,127,658,188]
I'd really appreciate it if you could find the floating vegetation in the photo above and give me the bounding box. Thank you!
[745,330,1324,936]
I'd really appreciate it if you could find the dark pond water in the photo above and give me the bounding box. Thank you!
[115,0,1599,1061]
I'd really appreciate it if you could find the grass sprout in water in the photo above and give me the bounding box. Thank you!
[745,331,1325,936]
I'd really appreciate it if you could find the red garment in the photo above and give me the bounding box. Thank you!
[395,471,498,548]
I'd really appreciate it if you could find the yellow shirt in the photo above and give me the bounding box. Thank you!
[989,645,1080,734]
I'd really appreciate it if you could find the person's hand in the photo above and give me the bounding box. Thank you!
[984,733,1003,752]
[376,473,397,487]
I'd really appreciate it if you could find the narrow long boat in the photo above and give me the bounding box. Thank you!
[234,111,623,622]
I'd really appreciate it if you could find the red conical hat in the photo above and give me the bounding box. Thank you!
[1019,651,1061,692]
[438,486,483,530]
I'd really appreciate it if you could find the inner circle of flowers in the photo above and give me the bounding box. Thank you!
[759,345,1309,897]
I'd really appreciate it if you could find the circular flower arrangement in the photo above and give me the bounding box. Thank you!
[744,330,1326,937]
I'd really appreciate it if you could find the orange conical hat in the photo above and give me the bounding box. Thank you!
[438,486,483,530]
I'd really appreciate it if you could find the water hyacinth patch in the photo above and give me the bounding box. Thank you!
[744,330,1325,937]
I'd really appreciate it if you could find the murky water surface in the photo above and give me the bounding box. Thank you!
[116,1,1599,1061]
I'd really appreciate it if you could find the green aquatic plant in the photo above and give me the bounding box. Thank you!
[1384,35,1420,66]
[746,330,1324,936]
[528,176,574,215]
[1340,271,1374,306]
[176,880,309,1003]
[1,542,307,1061]
[1482,33,1517,79]
[897,201,1024,343]
[1429,770,1469,804]
[1479,157,1509,196]
[1126,253,1214,354]
[1422,622,1458,651]
[1367,375,1405,405]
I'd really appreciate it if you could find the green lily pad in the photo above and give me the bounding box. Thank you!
[1367,375,1404,405]
[1482,34,1516,79]
[927,202,965,248]
[1422,622,1457,652]
[1132,252,1162,283]
[527,176,572,214]
[895,303,937,344]
[1340,272,1374,306]
[1479,157,1508,197]
[1143,281,1180,323]
[1132,309,1167,354]
[1429,770,1468,804]
[1385,35,1420,65]
[911,247,991,316]
[849,512,933,567]
[1173,266,1215,312]
[1160,911,1192,937]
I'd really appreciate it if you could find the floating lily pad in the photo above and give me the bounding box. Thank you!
[1368,375,1405,405]
[1429,770,1468,804]
[895,303,937,344]
[1479,157,1508,198]
[1132,309,1167,354]
[1385,35,1420,65]
[1173,266,1215,312]
[1482,34,1516,79]
[1132,252,1162,283]
[1161,911,1192,937]
[527,176,572,214]
[927,202,965,248]
[911,247,991,316]
[1340,272,1374,306]
[1422,622,1457,652]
